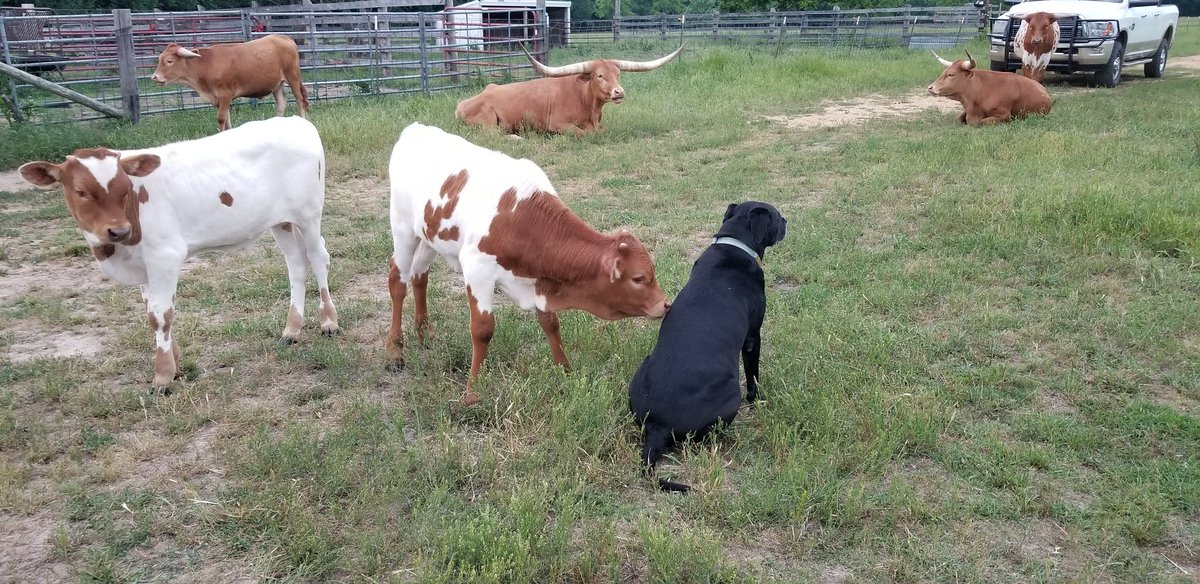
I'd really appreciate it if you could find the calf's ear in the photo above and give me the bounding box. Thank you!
[603,249,625,282]
[120,154,161,178]
[19,161,62,187]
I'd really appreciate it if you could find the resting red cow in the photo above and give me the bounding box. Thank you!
[150,34,309,131]
[927,50,1052,126]
[18,117,338,390]
[454,45,684,135]
[387,123,670,405]
[1015,12,1060,82]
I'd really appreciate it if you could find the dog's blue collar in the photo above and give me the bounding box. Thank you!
[713,237,763,266]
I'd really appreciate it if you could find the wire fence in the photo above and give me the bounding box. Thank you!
[0,4,991,125]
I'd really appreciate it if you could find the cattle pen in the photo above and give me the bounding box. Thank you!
[0,3,988,125]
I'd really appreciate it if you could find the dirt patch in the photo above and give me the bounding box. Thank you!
[0,513,74,583]
[6,329,105,363]
[1171,54,1200,71]
[0,169,34,194]
[766,90,961,130]
[0,260,111,304]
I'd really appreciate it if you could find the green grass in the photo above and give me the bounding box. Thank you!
[0,32,1199,582]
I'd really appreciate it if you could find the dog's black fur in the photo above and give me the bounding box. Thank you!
[629,201,787,492]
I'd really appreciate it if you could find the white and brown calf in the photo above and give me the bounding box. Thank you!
[387,123,670,405]
[1015,12,1060,83]
[19,116,338,389]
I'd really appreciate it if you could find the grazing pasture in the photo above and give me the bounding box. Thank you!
[1,34,1199,582]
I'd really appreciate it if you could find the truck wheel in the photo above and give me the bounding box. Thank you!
[1093,40,1124,88]
[1144,38,1168,78]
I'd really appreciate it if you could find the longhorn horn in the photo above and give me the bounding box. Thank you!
[962,49,976,70]
[930,49,953,68]
[611,44,685,72]
[175,46,202,58]
[521,43,592,77]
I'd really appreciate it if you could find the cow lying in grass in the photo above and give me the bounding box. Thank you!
[19,116,338,390]
[927,50,1052,126]
[454,45,684,135]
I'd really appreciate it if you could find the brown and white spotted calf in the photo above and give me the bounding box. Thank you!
[1015,12,1060,83]
[19,116,338,389]
[387,123,670,405]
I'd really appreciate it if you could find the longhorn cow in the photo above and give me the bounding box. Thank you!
[454,45,684,135]
[927,50,1052,126]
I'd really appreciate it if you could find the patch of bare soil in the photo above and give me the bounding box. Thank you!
[0,513,73,583]
[1170,54,1200,71]
[766,90,961,130]
[0,260,110,304]
[6,328,105,363]
[0,169,33,194]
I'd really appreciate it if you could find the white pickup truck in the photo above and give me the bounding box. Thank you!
[988,0,1179,87]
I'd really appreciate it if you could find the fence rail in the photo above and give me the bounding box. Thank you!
[1,4,987,125]
[571,6,982,49]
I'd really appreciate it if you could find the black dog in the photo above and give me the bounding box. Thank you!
[629,201,787,492]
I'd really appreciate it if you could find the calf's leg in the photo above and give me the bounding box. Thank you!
[463,284,496,407]
[535,309,569,368]
[294,222,339,336]
[284,66,309,117]
[216,96,232,131]
[272,83,287,117]
[386,234,421,369]
[143,258,183,389]
[409,243,438,344]
[386,259,408,369]
[271,224,310,344]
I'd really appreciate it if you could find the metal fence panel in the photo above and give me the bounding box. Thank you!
[0,5,1005,126]
[0,6,547,125]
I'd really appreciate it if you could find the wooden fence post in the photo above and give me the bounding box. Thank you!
[712,11,719,40]
[613,0,620,42]
[536,0,548,61]
[114,9,140,123]
[0,11,24,122]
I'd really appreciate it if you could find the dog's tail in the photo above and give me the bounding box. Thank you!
[657,478,691,492]
[643,425,691,493]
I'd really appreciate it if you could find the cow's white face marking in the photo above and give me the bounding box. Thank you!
[78,155,120,193]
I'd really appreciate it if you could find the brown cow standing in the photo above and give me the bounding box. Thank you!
[454,45,684,135]
[1015,12,1060,82]
[927,50,1052,126]
[150,34,309,131]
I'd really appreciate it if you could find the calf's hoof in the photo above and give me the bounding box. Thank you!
[321,328,340,338]
[458,390,481,407]
[149,385,172,397]
[278,336,298,346]
[385,359,405,373]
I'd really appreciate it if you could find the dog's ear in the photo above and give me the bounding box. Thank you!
[747,207,773,248]
[723,203,738,222]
